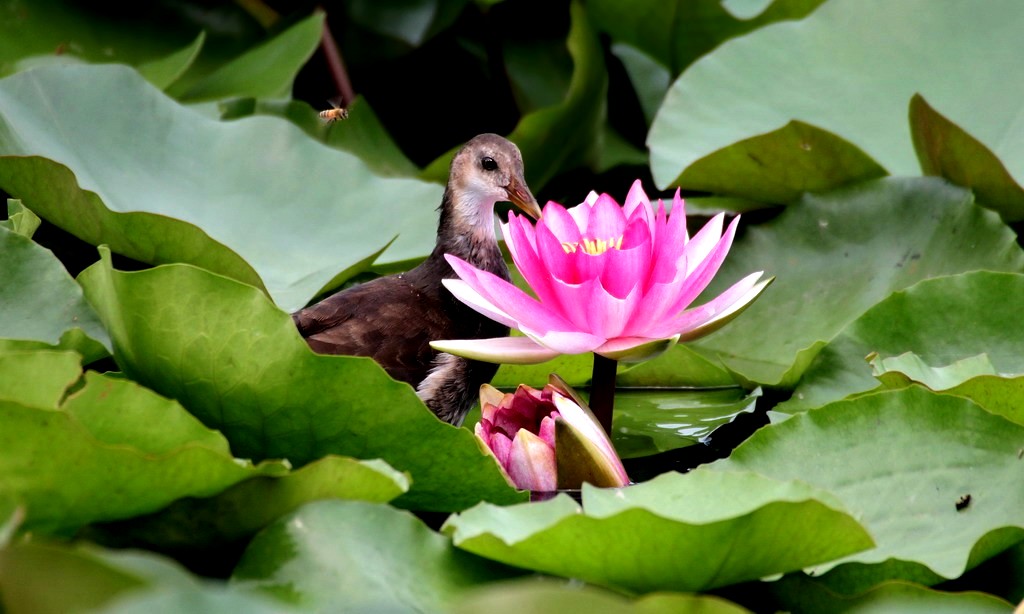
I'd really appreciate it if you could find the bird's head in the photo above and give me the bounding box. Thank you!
[446,133,542,226]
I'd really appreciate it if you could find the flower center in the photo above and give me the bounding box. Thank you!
[561,236,623,255]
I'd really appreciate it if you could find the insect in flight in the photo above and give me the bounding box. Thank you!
[318,99,349,123]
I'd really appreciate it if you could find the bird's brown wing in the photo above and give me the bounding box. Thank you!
[292,275,446,386]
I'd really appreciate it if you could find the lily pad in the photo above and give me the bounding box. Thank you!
[910,94,1024,221]
[0,0,204,80]
[612,388,758,458]
[452,579,752,614]
[648,0,1024,201]
[171,13,323,102]
[0,63,444,312]
[589,0,823,76]
[78,251,523,511]
[0,352,288,535]
[782,271,1024,413]
[689,178,1024,387]
[90,456,409,555]
[0,540,296,614]
[0,220,110,362]
[231,500,523,612]
[444,469,872,593]
[769,575,1013,614]
[713,386,1024,592]
[3,199,41,237]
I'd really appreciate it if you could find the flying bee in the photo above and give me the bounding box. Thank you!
[318,99,349,123]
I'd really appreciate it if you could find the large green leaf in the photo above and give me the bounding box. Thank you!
[171,13,323,102]
[714,386,1024,593]
[689,178,1024,387]
[782,272,1024,413]
[0,64,443,312]
[232,500,523,612]
[910,94,1024,221]
[444,470,872,593]
[648,0,1024,200]
[89,456,409,555]
[78,253,523,511]
[590,0,823,76]
[0,540,298,614]
[0,221,110,362]
[769,575,1013,614]
[0,351,288,535]
[452,579,752,614]
[420,1,606,191]
[0,0,203,80]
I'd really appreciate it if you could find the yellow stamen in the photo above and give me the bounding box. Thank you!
[560,236,623,255]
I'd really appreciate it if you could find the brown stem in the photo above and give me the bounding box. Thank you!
[589,353,618,436]
[318,10,355,104]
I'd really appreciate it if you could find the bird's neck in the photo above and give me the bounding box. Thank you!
[433,187,504,273]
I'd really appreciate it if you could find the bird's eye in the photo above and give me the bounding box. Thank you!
[480,156,498,171]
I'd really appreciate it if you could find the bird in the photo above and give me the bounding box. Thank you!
[292,133,542,426]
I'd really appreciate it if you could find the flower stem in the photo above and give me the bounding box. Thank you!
[590,353,618,435]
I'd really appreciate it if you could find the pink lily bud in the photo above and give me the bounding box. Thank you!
[475,375,630,491]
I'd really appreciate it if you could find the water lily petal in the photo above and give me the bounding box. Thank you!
[552,392,629,487]
[676,275,774,342]
[661,215,741,318]
[595,334,680,363]
[430,336,560,364]
[442,279,519,329]
[504,215,562,307]
[445,255,579,335]
[585,193,629,239]
[682,213,726,277]
[516,326,606,355]
[506,429,557,491]
[539,200,582,245]
[646,272,770,341]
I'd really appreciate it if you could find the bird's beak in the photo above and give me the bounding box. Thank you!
[505,176,542,220]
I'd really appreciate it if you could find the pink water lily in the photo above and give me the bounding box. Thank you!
[476,376,630,491]
[432,180,771,364]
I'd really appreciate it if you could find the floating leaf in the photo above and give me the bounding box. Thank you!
[0,221,110,362]
[0,63,443,311]
[648,0,1024,200]
[444,470,872,593]
[783,271,1024,413]
[0,540,296,614]
[769,575,1013,614]
[589,0,823,76]
[910,93,1024,221]
[78,252,522,511]
[232,500,522,612]
[0,0,205,80]
[689,178,1024,387]
[90,456,409,555]
[171,13,323,102]
[453,579,752,614]
[3,200,40,237]
[0,353,287,535]
[714,386,1024,593]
